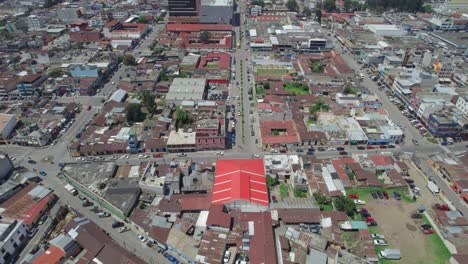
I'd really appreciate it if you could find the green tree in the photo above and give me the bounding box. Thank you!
[125,103,145,122]
[119,54,137,66]
[323,0,337,12]
[266,174,279,187]
[309,100,330,114]
[141,91,157,116]
[48,68,64,78]
[175,108,193,129]
[286,0,299,12]
[310,62,324,73]
[152,46,163,55]
[200,31,210,44]
[315,8,322,23]
[251,0,265,7]
[334,196,357,216]
[422,5,433,13]
[302,7,312,17]
[343,87,358,94]
[136,16,149,24]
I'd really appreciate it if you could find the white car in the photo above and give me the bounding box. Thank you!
[223,251,231,263]
[121,155,129,159]
[10,156,16,161]
[371,233,384,239]
[111,156,118,160]
[354,199,366,205]
[373,239,388,246]
[137,234,147,243]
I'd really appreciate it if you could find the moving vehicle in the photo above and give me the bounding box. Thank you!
[65,184,78,196]
[177,153,187,157]
[27,160,37,164]
[39,171,47,176]
[379,249,401,260]
[427,180,440,195]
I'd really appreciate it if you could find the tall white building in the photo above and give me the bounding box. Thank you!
[0,219,28,264]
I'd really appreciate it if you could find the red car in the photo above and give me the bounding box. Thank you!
[358,208,368,213]
[366,217,376,222]
[435,203,449,211]
[348,194,359,199]
[153,153,164,158]
[366,146,375,149]
[423,228,435,234]
[383,191,389,199]
[379,145,388,149]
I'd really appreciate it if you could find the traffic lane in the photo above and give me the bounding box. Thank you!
[341,53,422,145]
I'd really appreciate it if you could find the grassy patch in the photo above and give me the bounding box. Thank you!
[279,183,289,198]
[284,83,310,95]
[255,86,265,95]
[422,215,451,264]
[346,187,415,203]
[293,188,307,198]
[321,204,334,211]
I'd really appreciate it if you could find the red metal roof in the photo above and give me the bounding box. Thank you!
[166,24,232,32]
[212,159,269,207]
[369,155,395,167]
[32,245,65,264]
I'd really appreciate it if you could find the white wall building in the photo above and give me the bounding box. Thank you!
[456,95,468,116]
[366,24,406,37]
[0,219,28,264]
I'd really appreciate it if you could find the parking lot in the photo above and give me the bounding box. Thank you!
[349,164,450,263]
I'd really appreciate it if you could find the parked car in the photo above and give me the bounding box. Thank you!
[336,147,345,151]
[371,192,378,199]
[339,151,348,155]
[119,226,130,233]
[435,203,450,211]
[423,228,435,234]
[78,195,86,201]
[317,147,325,151]
[177,153,187,157]
[393,191,401,200]
[373,239,388,246]
[371,233,384,239]
[39,171,47,177]
[357,208,368,213]
[361,212,372,217]
[271,195,278,203]
[411,213,423,219]
[137,234,147,243]
[348,194,359,199]
[354,199,366,205]
[388,145,396,148]
[357,146,365,150]
[223,251,231,263]
[367,221,378,226]
[27,160,37,164]
[420,224,432,230]
[377,191,384,199]
[379,145,388,149]
[112,221,124,228]
[366,146,375,149]
[383,191,389,199]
